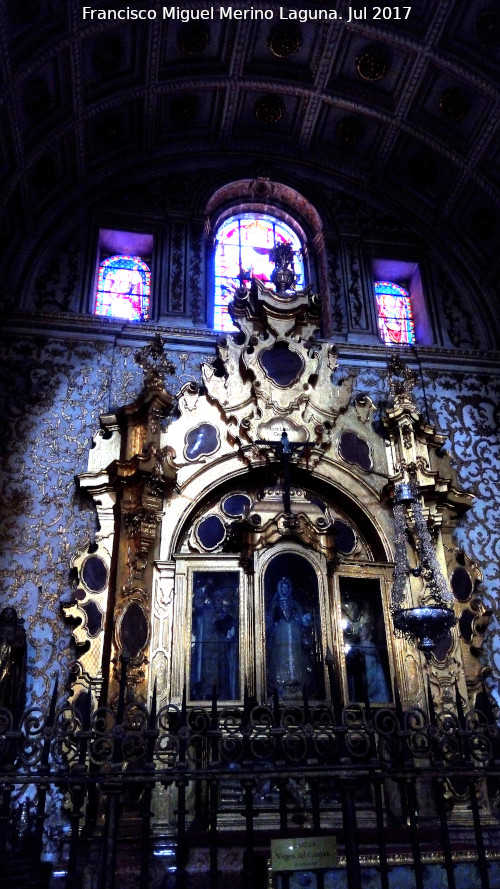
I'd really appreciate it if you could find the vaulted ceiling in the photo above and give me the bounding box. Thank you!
[2,0,500,322]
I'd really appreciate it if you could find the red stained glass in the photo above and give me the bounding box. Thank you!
[375,280,415,345]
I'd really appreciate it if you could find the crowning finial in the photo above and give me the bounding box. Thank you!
[269,242,298,293]
[135,334,175,389]
[387,353,417,403]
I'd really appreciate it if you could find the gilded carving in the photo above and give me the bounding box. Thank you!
[202,280,353,456]
[344,240,367,331]
[188,221,204,323]
[169,221,186,314]
[1,300,498,738]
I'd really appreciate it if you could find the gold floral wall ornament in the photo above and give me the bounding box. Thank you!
[387,353,417,402]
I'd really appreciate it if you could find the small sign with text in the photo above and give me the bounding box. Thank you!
[271,836,338,872]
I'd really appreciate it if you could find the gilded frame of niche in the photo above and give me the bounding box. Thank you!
[171,554,248,705]
[254,542,331,704]
[330,563,401,708]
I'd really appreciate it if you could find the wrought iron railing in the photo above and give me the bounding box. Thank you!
[1,680,499,889]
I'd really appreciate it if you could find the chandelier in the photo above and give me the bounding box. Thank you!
[391,480,457,659]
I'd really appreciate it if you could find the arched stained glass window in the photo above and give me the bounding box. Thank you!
[214,213,305,331]
[95,254,151,321]
[374,280,415,345]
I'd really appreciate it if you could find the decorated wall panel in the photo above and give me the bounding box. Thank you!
[0,335,210,707]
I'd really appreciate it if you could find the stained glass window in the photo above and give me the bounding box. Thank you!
[374,280,415,345]
[214,213,305,331]
[95,254,151,321]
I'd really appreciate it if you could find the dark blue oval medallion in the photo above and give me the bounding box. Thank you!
[82,555,108,592]
[333,520,356,554]
[451,567,473,602]
[222,493,252,517]
[120,602,149,659]
[185,423,219,461]
[259,343,304,388]
[338,431,372,472]
[197,515,226,550]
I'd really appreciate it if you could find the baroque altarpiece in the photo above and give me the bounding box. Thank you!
[63,263,491,829]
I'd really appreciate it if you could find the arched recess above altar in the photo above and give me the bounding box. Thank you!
[151,450,396,710]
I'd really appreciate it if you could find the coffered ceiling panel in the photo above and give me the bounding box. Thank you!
[327,34,416,112]
[155,89,222,142]
[17,56,73,150]
[408,67,493,155]
[82,27,148,101]
[158,21,230,75]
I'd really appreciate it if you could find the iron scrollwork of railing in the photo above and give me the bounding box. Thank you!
[1,687,500,889]
[1,691,499,777]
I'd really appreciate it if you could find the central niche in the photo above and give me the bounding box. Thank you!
[264,552,324,700]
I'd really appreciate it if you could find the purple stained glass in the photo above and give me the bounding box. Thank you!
[95,254,151,321]
[374,280,415,345]
[214,213,304,332]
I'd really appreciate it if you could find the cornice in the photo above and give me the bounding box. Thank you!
[2,311,499,375]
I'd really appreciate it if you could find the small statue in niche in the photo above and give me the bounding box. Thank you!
[343,600,391,704]
[266,576,315,700]
[191,578,238,701]
[0,607,27,719]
